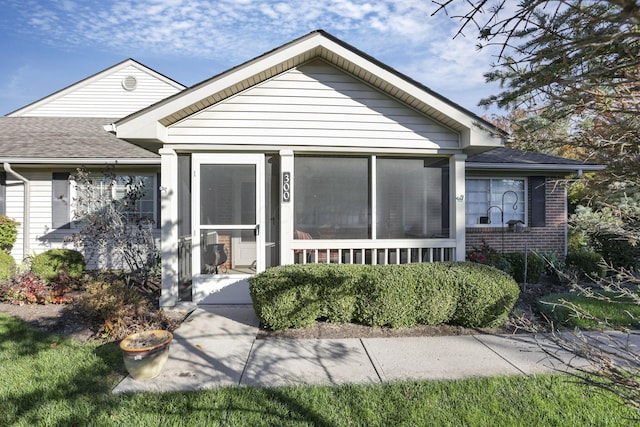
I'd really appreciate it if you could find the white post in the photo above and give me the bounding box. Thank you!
[451,154,467,261]
[159,148,179,307]
[280,150,294,265]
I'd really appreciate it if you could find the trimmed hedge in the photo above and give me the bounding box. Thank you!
[31,249,86,282]
[249,262,520,330]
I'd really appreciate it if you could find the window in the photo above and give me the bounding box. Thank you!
[466,178,526,226]
[71,174,158,226]
[293,156,450,239]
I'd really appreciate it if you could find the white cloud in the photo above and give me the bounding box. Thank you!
[10,0,454,60]
[2,0,504,113]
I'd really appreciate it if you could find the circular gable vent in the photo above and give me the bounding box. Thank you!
[121,75,138,91]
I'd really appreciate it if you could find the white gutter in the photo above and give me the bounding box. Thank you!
[3,163,30,258]
[0,158,160,165]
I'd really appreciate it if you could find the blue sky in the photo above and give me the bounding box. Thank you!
[0,0,506,117]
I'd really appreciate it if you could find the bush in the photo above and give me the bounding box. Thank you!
[467,240,512,275]
[505,252,546,283]
[0,251,16,281]
[0,215,19,253]
[413,263,459,325]
[30,249,85,282]
[249,262,520,330]
[249,264,328,329]
[0,271,71,304]
[355,265,419,328]
[590,233,640,270]
[565,250,606,281]
[450,263,521,327]
[75,279,181,341]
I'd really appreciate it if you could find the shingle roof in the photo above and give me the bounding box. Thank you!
[0,117,158,162]
[467,147,604,172]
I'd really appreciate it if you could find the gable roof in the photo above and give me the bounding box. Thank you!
[0,117,159,164]
[467,147,605,173]
[113,30,505,152]
[7,59,185,118]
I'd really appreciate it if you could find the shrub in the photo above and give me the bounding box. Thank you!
[0,251,16,281]
[412,263,459,325]
[505,251,545,283]
[75,279,181,340]
[30,249,85,282]
[590,233,640,270]
[249,262,519,330]
[565,250,606,281]
[0,271,71,304]
[450,263,520,327]
[355,265,419,328]
[467,240,512,275]
[0,215,19,253]
[249,264,326,330]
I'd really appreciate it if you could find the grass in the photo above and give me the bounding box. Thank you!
[0,312,637,426]
[538,290,640,330]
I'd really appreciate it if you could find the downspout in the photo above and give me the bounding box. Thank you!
[3,163,30,258]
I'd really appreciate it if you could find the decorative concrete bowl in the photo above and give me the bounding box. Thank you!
[120,330,173,381]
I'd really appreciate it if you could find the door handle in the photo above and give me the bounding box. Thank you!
[255,224,260,236]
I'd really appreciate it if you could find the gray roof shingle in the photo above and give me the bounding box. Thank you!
[467,147,603,172]
[0,117,158,162]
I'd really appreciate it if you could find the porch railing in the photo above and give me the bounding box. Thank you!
[178,237,457,281]
[291,239,456,265]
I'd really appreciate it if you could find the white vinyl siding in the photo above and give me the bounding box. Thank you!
[17,65,182,118]
[169,61,459,149]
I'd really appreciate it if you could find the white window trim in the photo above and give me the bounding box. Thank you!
[465,176,528,228]
[69,174,158,228]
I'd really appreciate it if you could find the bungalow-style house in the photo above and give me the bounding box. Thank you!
[1,30,602,306]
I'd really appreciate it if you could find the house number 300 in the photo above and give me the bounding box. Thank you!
[282,172,291,202]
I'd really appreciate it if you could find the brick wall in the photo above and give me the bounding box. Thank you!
[465,178,567,256]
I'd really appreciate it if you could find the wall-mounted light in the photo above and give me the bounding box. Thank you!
[158,186,168,193]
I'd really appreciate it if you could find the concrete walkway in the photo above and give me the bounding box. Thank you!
[113,305,595,394]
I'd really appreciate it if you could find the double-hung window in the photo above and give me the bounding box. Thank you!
[60,173,158,228]
[466,178,526,227]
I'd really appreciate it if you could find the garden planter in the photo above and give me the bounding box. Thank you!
[120,330,173,381]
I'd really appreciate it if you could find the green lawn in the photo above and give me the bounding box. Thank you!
[0,312,636,426]
[538,290,640,330]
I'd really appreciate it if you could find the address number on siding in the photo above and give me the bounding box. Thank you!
[282,172,291,202]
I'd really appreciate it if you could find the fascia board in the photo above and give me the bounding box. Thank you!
[466,163,605,172]
[115,32,503,150]
[315,37,502,148]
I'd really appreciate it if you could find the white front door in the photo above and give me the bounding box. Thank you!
[192,154,265,304]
